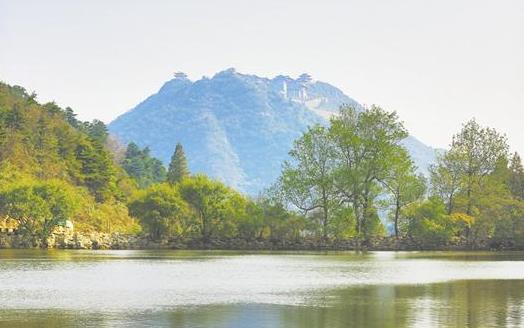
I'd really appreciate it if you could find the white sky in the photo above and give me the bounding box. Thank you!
[1,0,523,152]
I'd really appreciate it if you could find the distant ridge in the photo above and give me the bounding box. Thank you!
[109,69,436,194]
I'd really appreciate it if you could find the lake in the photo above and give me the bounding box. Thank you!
[0,250,524,327]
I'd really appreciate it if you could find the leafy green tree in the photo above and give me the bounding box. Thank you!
[329,207,357,240]
[403,197,455,247]
[0,180,80,245]
[178,175,242,242]
[280,125,338,239]
[468,157,522,247]
[430,151,463,214]
[449,119,509,215]
[428,120,513,248]
[256,197,308,243]
[329,105,408,237]
[382,149,426,238]
[234,200,266,241]
[167,143,190,184]
[128,183,190,240]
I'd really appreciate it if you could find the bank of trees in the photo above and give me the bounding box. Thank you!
[423,120,524,248]
[1,80,523,249]
[279,105,524,248]
[279,105,424,241]
[128,175,308,243]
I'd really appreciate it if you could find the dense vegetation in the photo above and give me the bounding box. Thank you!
[0,82,140,244]
[278,106,524,249]
[0,81,522,249]
[122,142,166,188]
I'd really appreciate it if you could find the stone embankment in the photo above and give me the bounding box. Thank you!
[0,230,430,250]
[0,229,145,250]
[0,229,516,251]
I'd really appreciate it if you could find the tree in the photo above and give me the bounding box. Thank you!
[280,125,338,239]
[178,175,241,242]
[122,143,167,188]
[63,106,80,128]
[75,139,119,202]
[509,152,524,200]
[430,151,463,215]
[329,105,408,238]
[83,119,109,145]
[128,183,190,240]
[450,119,509,215]
[0,180,80,246]
[403,197,455,247]
[382,148,426,238]
[167,143,190,184]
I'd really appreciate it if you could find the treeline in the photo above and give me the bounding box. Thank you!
[0,82,304,247]
[126,142,305,243]
[119,104,524,249]
[1,81,523,249]
[277,106,524,248]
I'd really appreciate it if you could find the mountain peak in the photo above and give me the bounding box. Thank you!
[214,67,238,77]
[109,69,436,194]
[158,75,192,95]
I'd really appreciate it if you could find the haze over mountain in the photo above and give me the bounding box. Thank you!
[109,69,436,194]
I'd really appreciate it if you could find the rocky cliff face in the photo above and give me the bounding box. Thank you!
[109,69,436,194]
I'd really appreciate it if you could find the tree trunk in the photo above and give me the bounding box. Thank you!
[322,203,329,240]
[200,211,209,243]
[394,198,400,239]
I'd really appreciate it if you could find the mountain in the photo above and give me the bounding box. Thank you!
[109,69,436,194]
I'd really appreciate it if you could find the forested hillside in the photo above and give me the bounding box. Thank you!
[0,82,139,238]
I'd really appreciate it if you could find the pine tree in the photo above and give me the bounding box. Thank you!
[122,143,167,188]
[167,143,189,184]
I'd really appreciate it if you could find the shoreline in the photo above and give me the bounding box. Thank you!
[0,231,521,252]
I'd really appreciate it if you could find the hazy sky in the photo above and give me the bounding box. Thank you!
[1,0,523,152]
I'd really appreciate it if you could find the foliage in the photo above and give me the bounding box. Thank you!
[403,197,456,247]
[128,183,191,239]
[167,143,190,185]
[255,196,308,242]
[279,105,408,240]
[280,125,337,238]
[1,81,523,250]
[0,82,138,235]
[178,175,246,242]
[382,148,426,238]
[122,142,167,188]
[509,152,524,200]
[328,105,408,237]
[446,119,508,215]
[0,179,80,244]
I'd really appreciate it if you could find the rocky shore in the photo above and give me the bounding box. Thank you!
[0,229,519,251]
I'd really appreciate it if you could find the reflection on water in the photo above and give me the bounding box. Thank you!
[0,250,524,327]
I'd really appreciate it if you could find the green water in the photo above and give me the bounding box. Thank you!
[0,250,523,327]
